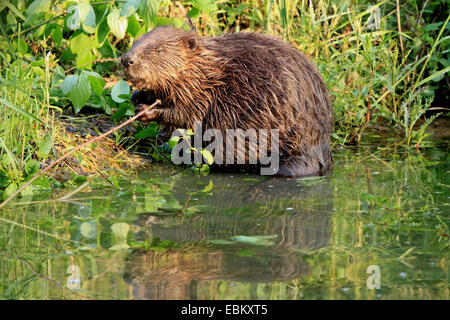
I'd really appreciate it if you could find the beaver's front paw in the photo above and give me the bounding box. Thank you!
[137,104,161,123]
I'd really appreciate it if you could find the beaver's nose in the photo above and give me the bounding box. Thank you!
[121,54,134,68]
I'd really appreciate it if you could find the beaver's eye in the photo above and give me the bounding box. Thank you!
[156,47,163,53]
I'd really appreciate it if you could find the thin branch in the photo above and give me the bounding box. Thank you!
[4,13,66,39]
[0,100,160,210]
[64,57,120,74]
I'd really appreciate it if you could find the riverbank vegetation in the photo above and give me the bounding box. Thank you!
[0,0,449,197]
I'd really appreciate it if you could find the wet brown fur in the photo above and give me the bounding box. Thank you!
[122,26,333,177]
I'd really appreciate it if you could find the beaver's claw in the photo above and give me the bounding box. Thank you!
[137,104,161,123]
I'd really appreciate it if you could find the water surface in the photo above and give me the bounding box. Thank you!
[0,136,448,300]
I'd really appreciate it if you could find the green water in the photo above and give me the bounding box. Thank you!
[0,138,448,300]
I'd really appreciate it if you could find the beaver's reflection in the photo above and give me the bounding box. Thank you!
[124,174,332,299]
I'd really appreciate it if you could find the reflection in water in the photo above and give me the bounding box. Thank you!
[0,140,448,300]
[124,177,332,299]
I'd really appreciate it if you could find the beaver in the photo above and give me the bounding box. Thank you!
[121,26,333,177]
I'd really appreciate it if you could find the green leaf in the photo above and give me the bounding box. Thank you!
[127,14,141,38]
[423,22,443,32]
[66,2,94,31]
[66,73,91,114]
[0,97,44,124]
[415,66,450,88]
[69,32,97,66]
[2,1,29,23]
[168,136,180,148]
[26,0,51,18]
[135,122,160,138]
[31,176,51,189]
[51,25,63,46]
[81,4,97,34]
[107,8,128,39]
[19,182,33,197]
[200,149,214,165]
[201,180,213,193]
[111,80,130,103]
[85,71,105,97]
[191,0,217,13]
[139,0,159,30]
[95,15,110,46]
[12,39,29,54]
[3,183,18,200]
[0,172,9,188]
[37,134,54,159]
[25,160,40,175]
[122,0,142,18]
[111,103,129,121]
[61,74,79,95]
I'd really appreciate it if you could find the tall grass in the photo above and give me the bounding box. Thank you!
[239,0,448,146]
[0,31,55,194]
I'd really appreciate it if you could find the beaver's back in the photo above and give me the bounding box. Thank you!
[200,32,332,175]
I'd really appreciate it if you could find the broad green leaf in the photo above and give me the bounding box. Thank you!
[200,149,214,165]
[95,15,110,46]
[0,97,44,124]
[111,103,129,121]
[25,160,40,175]
[0,173,9,188]
[191,0,217,13]
[66,73,91,114]
[2,1,29,23]
[237,249,255,257]
[51,25,63,46]
[37,134,54,159]
[19,182,33,197]
[3,183,18,200]
[111,80,130,103]
[61,74,79,95]
[31,176,51,189]
[122,0,141,18]
[67,2,94,31]
[69,31,97,54]
[81,4,97,34]
[127,14,141,38]
[201,180,214,193]
[26,0,51,18]
[139,0,159,30]
[111,222,130,238]
[51,65,66,87]
[68,32,97,66]
[85,71,105,97]
[168,136,180,148]
[135,122,160,138]
[12,39,29,54]
[107,8,128,39]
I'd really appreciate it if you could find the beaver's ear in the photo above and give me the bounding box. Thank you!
[184,35,198,51]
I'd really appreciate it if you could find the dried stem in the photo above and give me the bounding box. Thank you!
[396,0,405,57]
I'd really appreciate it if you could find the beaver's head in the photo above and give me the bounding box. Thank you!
[121,26,199,91]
